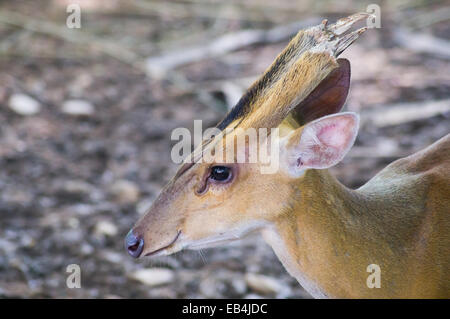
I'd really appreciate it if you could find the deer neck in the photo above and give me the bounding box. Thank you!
[261,169,424,298]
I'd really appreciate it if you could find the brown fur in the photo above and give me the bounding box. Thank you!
[271,134,450,298]
[132,131,450,298]
[128,14,449,298]
[217,26,335,130]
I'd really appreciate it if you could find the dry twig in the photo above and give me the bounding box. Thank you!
[0,10,140,66]
[393,28,450,60]
[361,99,450,128]
[145,18,320,77]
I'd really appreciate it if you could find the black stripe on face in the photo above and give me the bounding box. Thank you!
[174,162,195,180]
[216,45,295,131]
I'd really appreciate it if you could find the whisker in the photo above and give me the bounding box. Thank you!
[198,249,207,265]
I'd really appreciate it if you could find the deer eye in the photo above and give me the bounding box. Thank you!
[210,166,232,182]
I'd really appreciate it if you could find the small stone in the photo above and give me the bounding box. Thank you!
[68,204,95,216]
[8,94,41,115]
[244,273,284,295]
[2,188,33,205]
[101,250,123,264]
[94,220,118,237]
[60,229,83,243]
[231,278,247,295]
[128,268,175,287]
[148,287,177,298]
[62,99,94,116]
[67,217,80,228]
[244,293,264,299]
[199,271,241,298]
[80,243,94,255]
[109,180,140,204]
[199,276,221,298]
[104,294,122,299]
[61,180,93,195]
[0,239,16,255]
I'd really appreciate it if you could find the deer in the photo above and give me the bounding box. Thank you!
[125,13,450,298]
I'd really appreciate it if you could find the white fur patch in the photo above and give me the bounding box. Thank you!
[185,220,268,250]
[261,226,330,299]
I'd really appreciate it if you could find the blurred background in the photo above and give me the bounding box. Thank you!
[0,0,449,298]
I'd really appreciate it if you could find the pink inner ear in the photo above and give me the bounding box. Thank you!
[297,113,358,169]
[317,119,351,149]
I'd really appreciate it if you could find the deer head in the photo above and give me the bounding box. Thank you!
[125,13,369,258]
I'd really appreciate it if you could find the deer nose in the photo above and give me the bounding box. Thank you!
[125,229,144,258]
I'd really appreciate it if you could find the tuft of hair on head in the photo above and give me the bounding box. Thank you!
[216,12,370,132]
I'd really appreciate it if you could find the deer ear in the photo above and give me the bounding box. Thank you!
[290,58,350,125]
[284,112,359,175]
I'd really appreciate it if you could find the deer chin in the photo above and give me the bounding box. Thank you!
[185,233,241,250]
[184,220,269,251]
